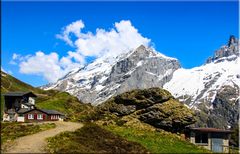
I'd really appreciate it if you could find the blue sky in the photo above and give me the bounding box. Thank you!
[1,1,239,87]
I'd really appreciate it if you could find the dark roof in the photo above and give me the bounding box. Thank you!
[16,108,65,116]
[3,92,37,97]
[40,109,65,116]
[17,108,31,114]
[190,127,233,133]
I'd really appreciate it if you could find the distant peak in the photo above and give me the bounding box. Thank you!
[132,44,156,57]
[206,35,239,64]
[228,35,237,47]
[136,44,147,51]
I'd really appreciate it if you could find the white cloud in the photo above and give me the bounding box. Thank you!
[56,20,85,46]
[16,19,151,83]
[19,51,82,83]
[13,53,20,60]
[10,53,21,65]
[58,20,151,58]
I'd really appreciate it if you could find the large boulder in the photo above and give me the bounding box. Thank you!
[99,88,196,132]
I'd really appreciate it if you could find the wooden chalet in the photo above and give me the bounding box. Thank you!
[2,92,65,122]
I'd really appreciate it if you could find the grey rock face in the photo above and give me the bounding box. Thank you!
[195,85,239,129]
[44,45,180,105]
[99,46,180,104]
[206,35,239,63]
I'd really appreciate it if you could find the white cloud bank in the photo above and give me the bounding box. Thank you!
[17,51,82,83]
[14,20,151,83]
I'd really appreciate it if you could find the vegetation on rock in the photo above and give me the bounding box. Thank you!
[98,88,196,132]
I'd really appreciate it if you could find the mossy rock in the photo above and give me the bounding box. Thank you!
[98,88,196,132]
[139,98,196,132]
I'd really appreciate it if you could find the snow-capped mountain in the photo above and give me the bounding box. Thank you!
[164,55,239,108]
[164,35,239,128]
[43,35,239,128]
[43,45,180,105]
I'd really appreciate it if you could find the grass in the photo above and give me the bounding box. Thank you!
[46,123,148,153]
[1,71,43,94]
[35,92,95,122]
[1,122,56,144]
[104,124,211,153]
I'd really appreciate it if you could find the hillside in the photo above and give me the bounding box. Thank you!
[1,71,43,94]
[1,71,93,121]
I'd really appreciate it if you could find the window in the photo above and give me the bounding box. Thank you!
[195,133,208,144]
[28,114,34,119]
[37,114,43,120]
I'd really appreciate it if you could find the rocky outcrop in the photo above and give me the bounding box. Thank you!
[100,88,196,132]
[206,35,239,63]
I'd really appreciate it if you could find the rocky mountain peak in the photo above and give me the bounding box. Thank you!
[130,45,156,58]
[136,44,146,50]
[43,45,180,105]
[228,35,237,47]
[206,35,239,64]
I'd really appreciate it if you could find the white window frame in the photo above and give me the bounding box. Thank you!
[28,114,34,119]
[37,114,43,120]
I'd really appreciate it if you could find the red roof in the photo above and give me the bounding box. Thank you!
[190,127,233,133]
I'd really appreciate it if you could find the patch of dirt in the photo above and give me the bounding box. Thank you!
[3,121,83,153]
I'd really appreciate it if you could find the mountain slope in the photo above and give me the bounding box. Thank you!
[43,45,180,105]
[1,71,93,121]
[1,71,43,94]
[164,36,240,128]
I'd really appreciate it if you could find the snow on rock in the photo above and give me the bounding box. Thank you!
[164,57,240,107]
[43,45,180,105]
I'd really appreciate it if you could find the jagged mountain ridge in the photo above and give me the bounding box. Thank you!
[164,36,239,128]
[43,45,180,105]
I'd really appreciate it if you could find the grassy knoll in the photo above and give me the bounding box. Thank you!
[46,123,148,153]
[35,91,94,122]
[1,122,56,144]
[104,124,211,153]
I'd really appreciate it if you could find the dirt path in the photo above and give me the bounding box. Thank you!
[3,121,83,153]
